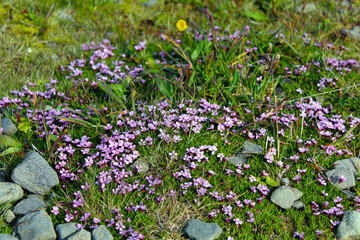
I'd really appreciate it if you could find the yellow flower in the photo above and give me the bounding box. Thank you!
[176,19,187,32]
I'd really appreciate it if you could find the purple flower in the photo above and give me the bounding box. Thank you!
[334,196,343,203]
[249,176,257,182]
[233,218,243,226]
[51,206,59,215]
[293,231,304,239]
[338,175,346,184]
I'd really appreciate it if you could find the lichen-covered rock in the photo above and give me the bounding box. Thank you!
[184,219,222,240]
[92,225,114,240]
[229,141,263,166]
[11,151,59,195]
[1,117,17,135]
[325,157,359,189]
[337,210,360,240]
[12,195,47,215]
[0,182,23,205]
[13,210,56,240]
[270,186,303,210]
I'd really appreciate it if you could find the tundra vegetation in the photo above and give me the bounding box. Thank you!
[1,0,360,239]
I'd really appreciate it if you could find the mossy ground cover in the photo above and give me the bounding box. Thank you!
[1,0,360,239]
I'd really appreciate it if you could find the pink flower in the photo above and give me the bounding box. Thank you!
[51,206,60,215]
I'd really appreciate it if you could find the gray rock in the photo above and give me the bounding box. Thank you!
[1,117,17,135]
[92,225,114,240]
[184,219,222,240]
[67,229,91,240]
[326,167,356,189]
[341,26,360,41]
[141,0,157,7]
[4,209,16,224]
[325,157,360,189]
[292,200,305,209]
[56,222,78,240]
[333,157,360,175]
[337,210,360,240]
[280,178,290,186]
[13,194,47,215]
[0,182,24,204]
[228,154,247,166]
[229,141,263,166]
[0,234,19,240]
[0,171,6,182]
[11,150,59,195]
[270,186,303,209]
[13,210,56,240]
[296,3,317,13]
[129,159,149,172]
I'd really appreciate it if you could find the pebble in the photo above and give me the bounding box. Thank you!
[341,26,360,41]
[229,141,263,166]
[0,150,114,240]
[270,186,303,210]
[337,210,360,240]
[184,219,223,240]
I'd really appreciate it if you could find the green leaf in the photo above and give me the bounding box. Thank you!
[94,78,128,111]
[0,147,24,157]
[0,135,23,149]
[18,122,32,135]
[191,47,201,61]
[245,11,269,22]
[156,77,174,100]
[189,69,197,86]
[52,116,96,128]
[109,83,127,100]
[266,177,279,187]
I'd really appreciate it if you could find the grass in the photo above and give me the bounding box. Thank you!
[1,0,360,239]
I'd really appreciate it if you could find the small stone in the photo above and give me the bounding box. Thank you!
[337,210,360,240]
[341,26,360,41]
[280,178,290,186]
[326,167,356,189]
[228,154,247,166]
[13,195,47,216]
[92,225,114,240]
[67,229,91,240]
[1,117,17,135]
[129,159,150,173]
[13,210,56,240]
[4,210,16,224]
[0,234,19,240]
[325,157,360,190]
[229,141,263,166]
[184,219,222,240]
[296,3,317,13]
[270,186,303,210]
[0,182,24,205]
[55,222,78,240]
[292,200,305,209]
[11,150,59,195]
